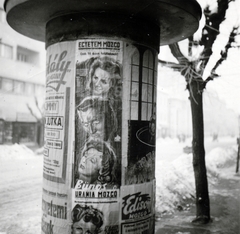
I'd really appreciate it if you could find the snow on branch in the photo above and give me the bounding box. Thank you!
[206,26,239,82]
[199,0,230,71]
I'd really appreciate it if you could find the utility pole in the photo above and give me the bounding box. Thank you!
[4,1,201,233]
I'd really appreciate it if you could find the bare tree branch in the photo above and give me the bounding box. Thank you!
[169,43,189,64]
[26,103,39,121]
[188,36,194,57]
[34,96,43,117]
[199,0,230,72]
[210,26,239,78]
[158,59,183,72]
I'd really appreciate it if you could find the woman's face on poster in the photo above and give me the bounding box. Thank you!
[73,218,97,234]
[78,148,102,179]
[92,67,112,96]
[78,107,104,139]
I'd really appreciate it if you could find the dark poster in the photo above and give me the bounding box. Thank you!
[126,120,155,185]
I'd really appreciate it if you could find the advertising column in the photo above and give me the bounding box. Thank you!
[42,38,157,234]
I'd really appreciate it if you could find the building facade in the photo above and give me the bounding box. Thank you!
[156,67,238,140]
[0,3,46,145]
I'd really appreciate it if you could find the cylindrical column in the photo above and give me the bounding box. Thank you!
[4,1,202,233]
[43,14,159,234]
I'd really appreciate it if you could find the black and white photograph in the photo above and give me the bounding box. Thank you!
[0,0,240,233]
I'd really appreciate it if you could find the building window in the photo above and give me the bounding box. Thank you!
[141,50,155,121]
[2,78,13,92]
[17,46,39,64]
[17,52,28,62]
[35,84,45,96]
[14,80,25,94]
[130,48,157,121]
[25,83,35,95]
[130,50,140,120]
[0,42,13,59]
[13,123,36,144]
[4,122,13,144]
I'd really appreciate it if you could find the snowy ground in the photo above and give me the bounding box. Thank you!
[0,136,238,233]
[155,136,238,216]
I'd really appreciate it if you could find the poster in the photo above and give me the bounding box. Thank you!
[72,39,123,234]
[125,120,156,185]
[42,41,75,233]
[121,182,155,234]
[43,42,75,183]
[74,39,123,188]
[72,180,120,234]
[42,186,69,234]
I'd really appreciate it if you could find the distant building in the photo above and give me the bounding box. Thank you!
[157,89,192,139]
[168,97,191,138]
[156,88,169,138]
[156,67,192,139]
[203,91,238,137]
[157,66,238,139]
[0,5,46,145]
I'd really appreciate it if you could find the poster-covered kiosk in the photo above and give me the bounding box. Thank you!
[4,1,201,233]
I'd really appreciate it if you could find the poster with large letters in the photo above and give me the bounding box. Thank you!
[72,39,123,234]
[42,41,76,234]
[44,42,75,183]
[121,181,155,234]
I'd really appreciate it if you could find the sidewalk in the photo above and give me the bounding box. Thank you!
[155,167,240,234]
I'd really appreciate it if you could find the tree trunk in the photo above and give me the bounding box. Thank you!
[188,79,211,224]
[236,143,240,173]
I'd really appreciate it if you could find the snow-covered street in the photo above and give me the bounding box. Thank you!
[0,145,43,234]
[0,137,239,234]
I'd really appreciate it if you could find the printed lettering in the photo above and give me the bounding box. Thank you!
[46,51,71,91]
[45,102,58,112]
[75,191,96,198]
[122,192,151,220]
[45,117,63,129]
[42,199,67,220]
[41,219,54,234]
[75,180,106,190]
[98,191,117,198]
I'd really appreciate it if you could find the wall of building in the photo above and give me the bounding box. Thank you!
[0,3,46,145]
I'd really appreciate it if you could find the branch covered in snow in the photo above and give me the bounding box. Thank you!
[207,26,239,81]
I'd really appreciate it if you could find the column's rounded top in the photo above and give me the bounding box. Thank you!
[4,0,202,46]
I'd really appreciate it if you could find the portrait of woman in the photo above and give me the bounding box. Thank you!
[86,57,122,100]
[76,140,119,186]
[72,204,104,234]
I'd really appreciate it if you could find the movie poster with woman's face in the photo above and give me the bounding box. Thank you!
[74,39,123,188]
[72,39,123,234]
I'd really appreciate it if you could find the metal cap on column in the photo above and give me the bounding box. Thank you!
[4,0,201,46]
[4,1,201,234]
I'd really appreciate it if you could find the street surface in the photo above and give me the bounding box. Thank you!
[0,156,42,234]
[156,167,240,234]
[0,136,237,234]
